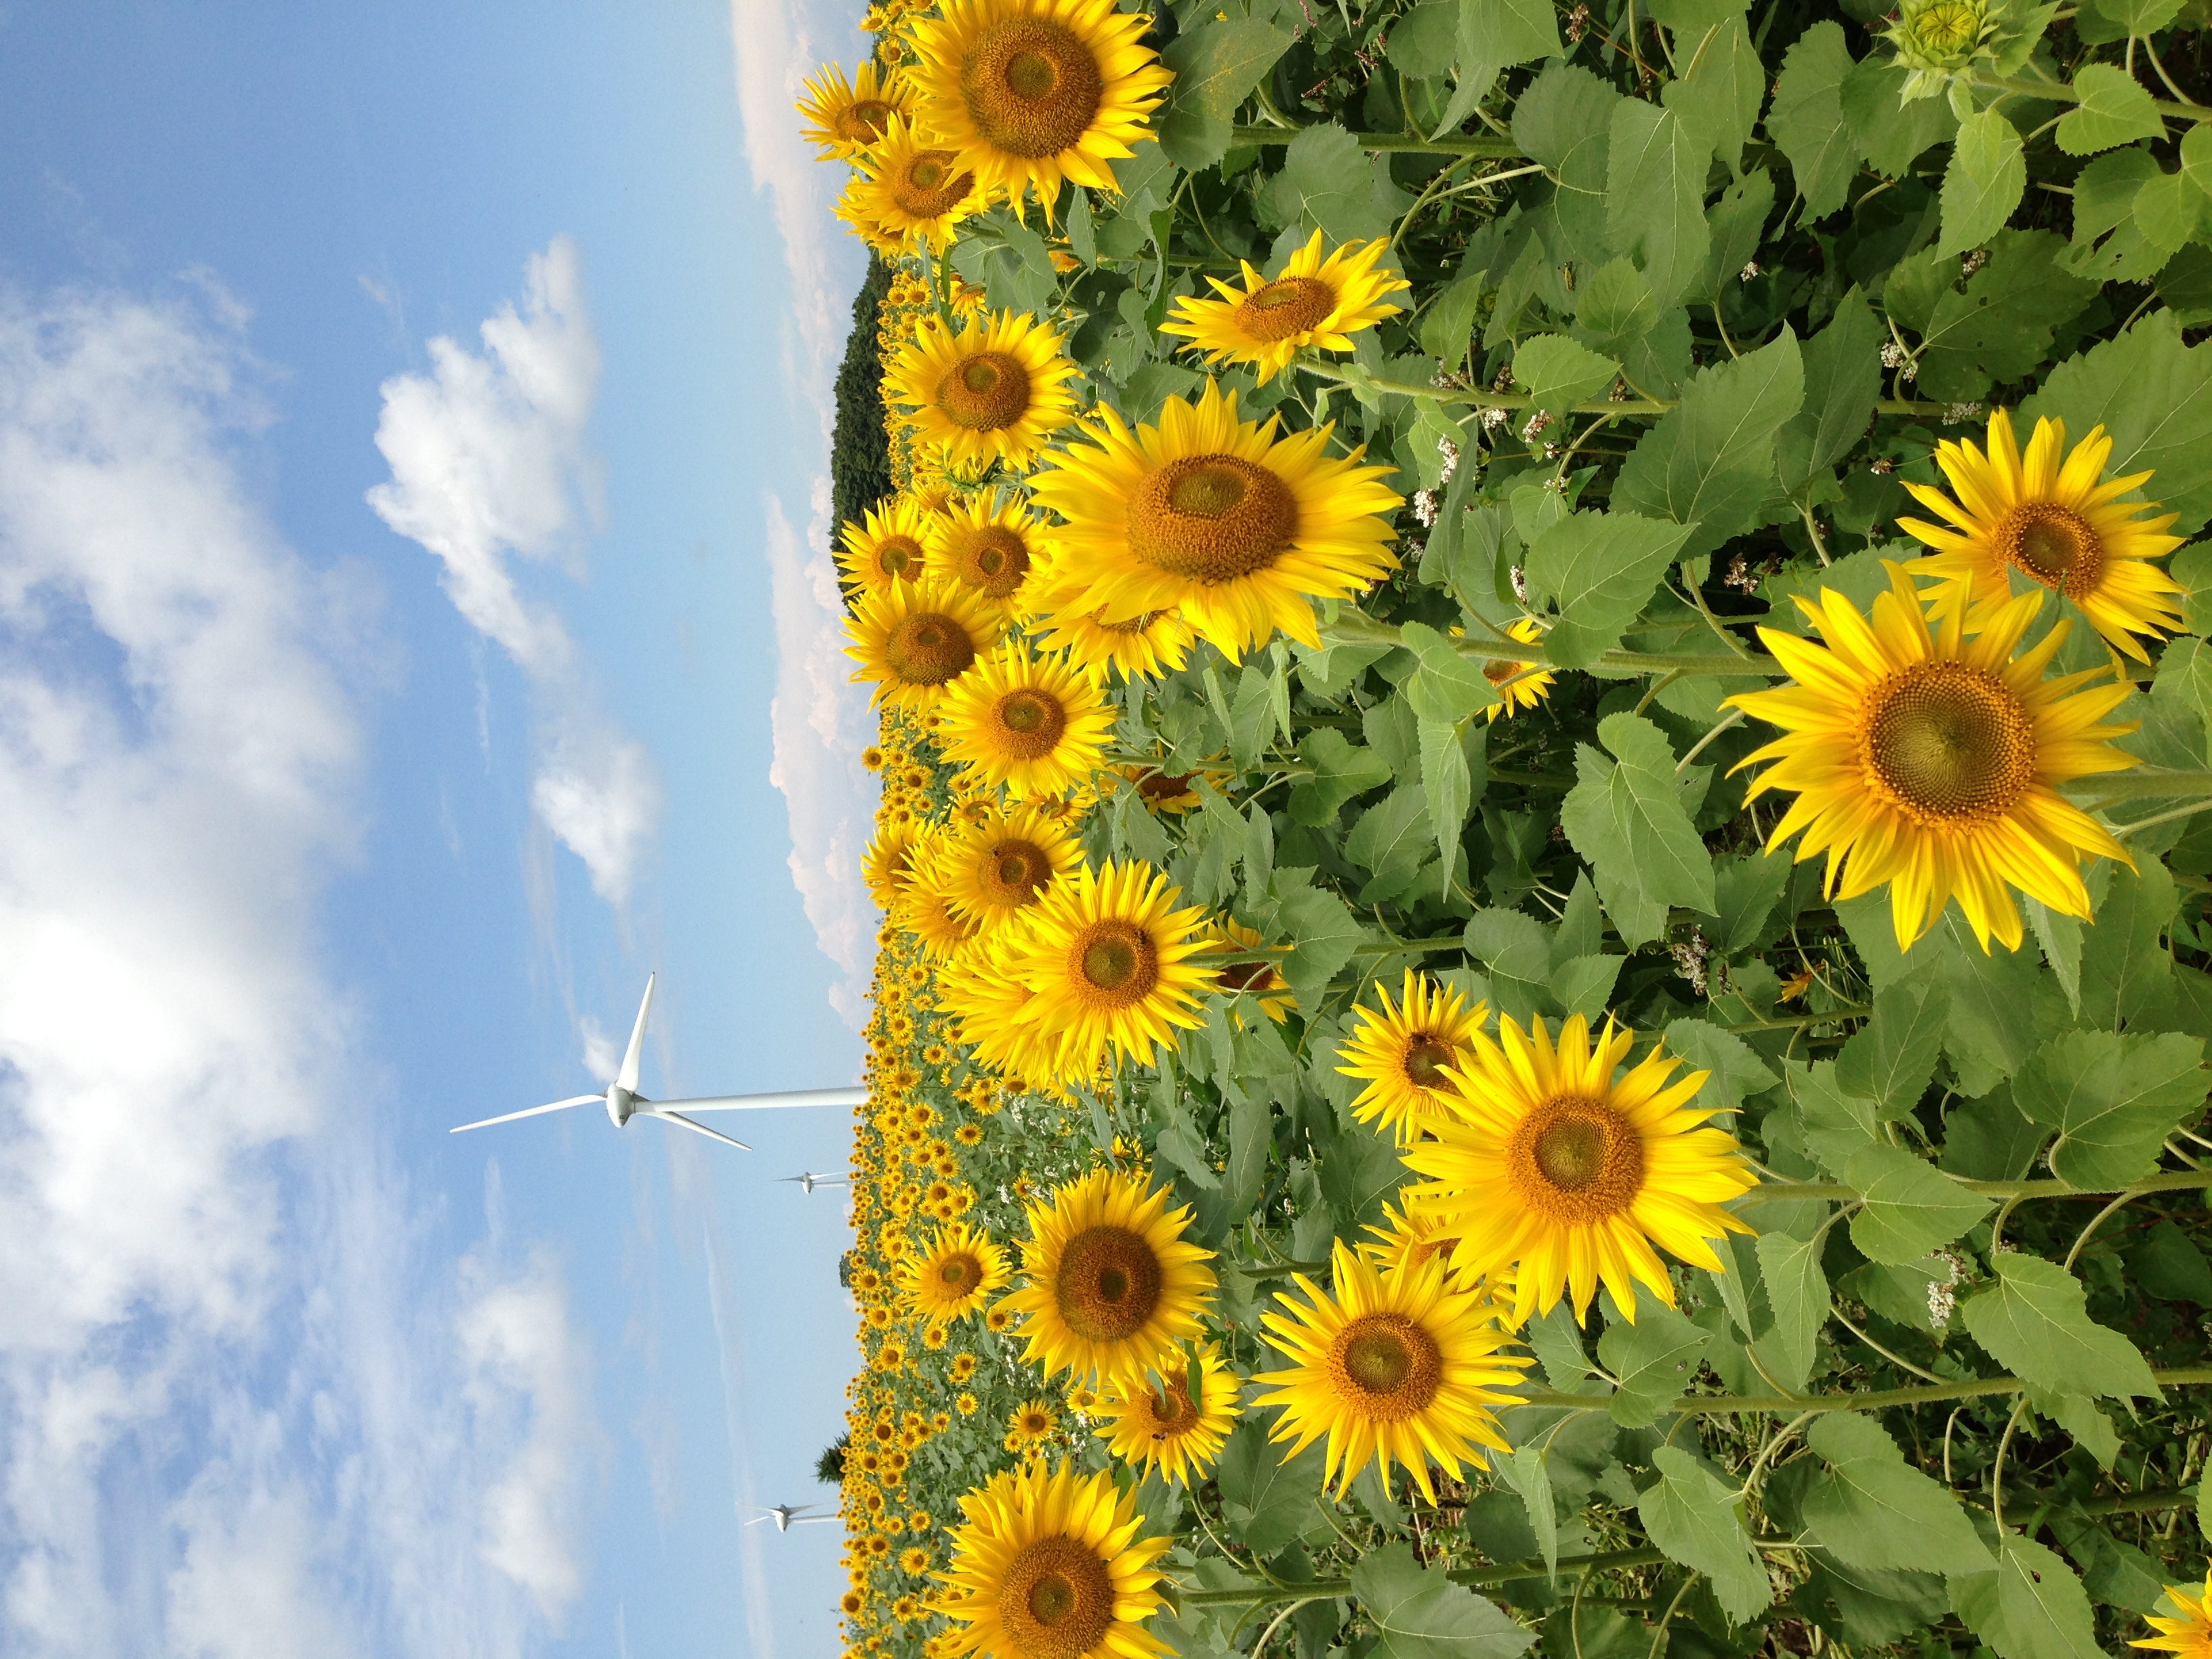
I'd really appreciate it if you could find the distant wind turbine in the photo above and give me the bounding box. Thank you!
[777,1170,851,1193]
[449,975,866,1151]
[745,1502,837,1531]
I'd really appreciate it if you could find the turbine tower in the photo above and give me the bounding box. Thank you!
[451,975,865,1151]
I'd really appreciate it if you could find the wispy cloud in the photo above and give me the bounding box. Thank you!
[0,277,591,1655]
[367,236,660,903]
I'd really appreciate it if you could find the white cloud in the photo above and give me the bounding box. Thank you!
[367,237,658,904]
[0,280,592,1655]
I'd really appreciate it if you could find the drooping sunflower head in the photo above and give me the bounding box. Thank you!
[1898,405,2187,661]
[842,112,988,252]
[1162,230,1412,383]
[796,59,912,158]
[921,803,1086,933]
[1336,970,1489,1145]
[1402,1012,1758,1326]
[1004,1165,1217,1387]
[904,0,1174,212]
[926,491,1045,607]
[838,493,942,593]
[1027,377,1403,663]
[1482,617,1557,721]
[846,576,1005,710]
[1725,563,2141,953]
[1253,1242,1530,1503]
[933,1460,1172,1659]
[885,308,1082,470]
[1094,1340,1242,1486]
[897,1223,1012,1328]
[2130,1569,2212,1658]
[935,639,1117,800]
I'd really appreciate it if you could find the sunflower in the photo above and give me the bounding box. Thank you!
[1213,920,1296,1025]
[885,310,1082,470]
[997,859,1220,1081]
[900,882,988,960]
[1359,1202,1517,1324]
[1725,565,2139,954]
[1003,1166,1217,1387]
[846,577,1005,710]
[1480,617,1557,720]
[1020,546,1198,680]
[1402,1012,1757,1325]
[1106,764,1220,815]
[1898,406,2186,661]
[838,495,941,592]
[796,60,912,158]
[938,934,1069,1086]
[865,821,927,910]
[1006,1397,1060,1447]
[841,113,987,253]
[926,492,1044,609]
[922,804,1086,933]
[1026,378,1403,662]
[2133,1571,2212,1657]
[1253,1241,1530,1502]
[897,1223,1012,1328]
[933,1460,1172,1659]
[1094,1342,1241,1486]
[936,640,1116,800]
[903,0,1173,212]
[1162,231,1411,383]
[1336,970,1490,1146]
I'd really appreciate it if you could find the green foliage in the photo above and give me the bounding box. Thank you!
[829,252,895,564]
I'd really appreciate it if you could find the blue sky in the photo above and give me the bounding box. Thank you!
[0,1,879,1654]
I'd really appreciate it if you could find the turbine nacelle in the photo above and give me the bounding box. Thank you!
[607,1084,640,1128]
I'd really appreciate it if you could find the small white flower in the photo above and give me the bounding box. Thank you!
[1739,261,1760,282]
[1944,401,1984,424]
[1412,488,1439,528]
[1880,341,1908,369]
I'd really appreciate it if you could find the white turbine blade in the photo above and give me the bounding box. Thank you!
[617,972,656,1095]
[791,1515,838,1524]
[658,1086,867,1112]
[648,1109,752,1151]
[450,1094,603,1134]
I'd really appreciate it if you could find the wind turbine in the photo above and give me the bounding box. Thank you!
[450,975,867,1151]
[745,1502,836,1531]
[777,1170,850,1194]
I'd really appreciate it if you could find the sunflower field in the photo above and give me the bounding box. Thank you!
[803,0,2212,1652]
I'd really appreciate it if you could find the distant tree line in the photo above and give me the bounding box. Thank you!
[829,253,894,605]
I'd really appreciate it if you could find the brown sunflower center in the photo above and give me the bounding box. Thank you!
[1071,918,1159,1007]
[962,18,1105,159]
[1402,1035,1457,1090]
[882,611,979,685]
[982,836,1054,907]
[1328,1312,1443,1418]
[1237,276,1338,341]
[1099,609,1168,636]
[839,98,897,142]
[956,525,1031,594]
[875,534,924,579]
[1507,1096,1646,1222]
[1136,769,1193,801]
[1994,501,2106,598]
[1860,661,2036,825]
[1217,958,1277,993]
[1054,1224,1164,1341]
[893,149,975,218]
[1146,1376,1200,1435]
[1483,656,1524,685]
[1126,455,1298,584]
[936,350,1033,432]
[939,1251,981,1289]
[993,687,1069,757]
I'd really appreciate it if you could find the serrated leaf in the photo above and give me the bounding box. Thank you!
[2055,64,2165,157]
[1949,1536,2104,1659]
[1914,229,2100,403]
[1662,13,1765,173]
[2011,1029,2207,1190]
[1420,715,1479,867]
[2127,1217,2212,1304]
[1289,729,1392,825]
[1218,1420,1328,1551]
[1637,1446,1773,1620]
[1275,884,1370,1005]
[2076,859,2179,1032]
[1607,101,1711,312]
[1497,1445,1559,1579]
[1835,961,1948,1115]
[1352,1542,1535,1659]
[1960,1250,2161,1400]
[1841,58,1958,179]
[1269,123,1411,241]
[1846,1143,1993,1263]
[1754,1228,1828,1389]
[1400,620,1502,724]
[1940,109,2027,258]
[1613,329,1805,562]
[1800,1414,1995,1576]
[1158,19,1295,169]
[1467,905,1556,1023]
[1317,1115,1408,1232]
[1765,22,1859,221]
[1597,1300,1711,1425]
[1711,850,1792,954]
[1777,285,1885,492]
[1515,333,1621,425]
[1662,1019,1778,1115]
[1523,510,1696,668]
[2022,311,2212,536]
[1551,953,1626,1020]
[1561,712,1719,941]
[2088,0,2187,28]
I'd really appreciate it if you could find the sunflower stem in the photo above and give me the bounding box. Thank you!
[1293,359,1969,423]
[1321,607,1785,678]
[2069,769,2212,802]
[1502,1364,2212,1421]
[1737,1170,2212,1205]
[1231,123,1524,158]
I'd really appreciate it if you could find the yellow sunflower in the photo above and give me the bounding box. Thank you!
[933,1461,1172,1659]
[1253,1241,1530,1502]
[927,492,1044,609]
[1094,1341,1241,1486]
[884,309,1082,470]
[904,0,1173,211]
[936,640,1116,800]
[899,881,988,960]
[1359,1201,1517,1322]
[1003,1166,1217,1387]
[865,821,927,910]
[897,1223,1012,1328]
[1480,617,1557,720]
[1402,1012,1757,1325]
[1106,764,1219,815]
[840,113,987,253]
[1899,406,2186,661]
[1027,378,1402,663]
[2133,1570,2212,1657]
[1006,1397,1060,1447]
[1021,546,1197,680]
[998,858,1220,1081]
[838,495,940,592]
[1162,231,1411,383]
[1336,970,1489,1146]
[922,804,1086,934]
[1213,920,1296,1025]
[796,60,912,158]
[938,934,1060,1084]
[1725,565,2139,954]
[846,577,1005,710]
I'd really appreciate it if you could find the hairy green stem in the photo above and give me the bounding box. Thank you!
[1504,1365,2212,1420]
[1231,123,1523,157]
[1321,609,1780,678]
[1294,359,1965,422]
[1738,1170,2212,1206]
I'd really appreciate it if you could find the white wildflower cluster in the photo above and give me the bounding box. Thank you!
[1437,434,1460,481]
[1740,261,1760,282]
[1926,1248,1969,1331]
[1960,248,1988,277]
[1481,405,1512,431]
[1412,488,1439,528]
[1509,565,1528,602]
[1944,402,1984,424]
[1723,552,1761,594]
[1520,409,1554,443]
[1671,927,1712,996]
